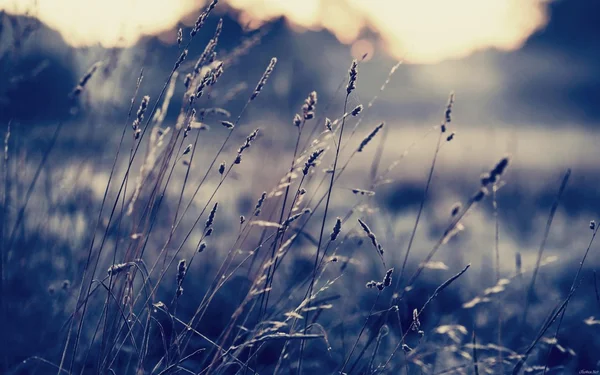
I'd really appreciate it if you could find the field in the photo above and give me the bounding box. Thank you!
[1,1,600,374]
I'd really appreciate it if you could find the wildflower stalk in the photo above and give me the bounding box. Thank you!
[63,21,217,370]
[261,91,318,320]
[396,93,453,295]
[260,117,304,320]
[377,264,471,373]
[299,60,357,374]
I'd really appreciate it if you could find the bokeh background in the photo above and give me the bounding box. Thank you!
[1,0,600,373]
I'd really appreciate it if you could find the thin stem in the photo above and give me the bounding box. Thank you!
[298,92,350,374]
[542,225,599,374]
[521,169,571,329]
[340,292,381,373]
[396,130,443,290]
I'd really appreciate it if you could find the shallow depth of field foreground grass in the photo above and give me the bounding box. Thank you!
[2,1,600,374]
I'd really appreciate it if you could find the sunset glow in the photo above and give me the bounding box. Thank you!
[0,0,549,63]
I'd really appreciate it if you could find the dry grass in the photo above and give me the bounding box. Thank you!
[1,4,598,375]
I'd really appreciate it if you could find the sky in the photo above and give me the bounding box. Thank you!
[0,0,550,64]
[2,0,599,129]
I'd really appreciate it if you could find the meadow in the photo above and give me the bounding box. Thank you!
[1,2,600,374]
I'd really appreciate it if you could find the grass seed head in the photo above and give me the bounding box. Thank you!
[254,192,267,216]
[251,57,277,101]
[358,219,386,257]
[383,268,394,287]
[177,259,187,285]
[196,39,218,72]
[482,156,511,186]
[473,187,488,202]
[330,217,342,241]
[174,49,188,70]
[191,0,219,37]
[293,114,302,127]
[205,202,218,229]
[70,62,100,97]
[445,92,455,124]
[412,308,421,331]
[451,202,462,217]
[107,262,133,276]
[347,59,358,94]
[132,95,150,133]
[357,122,385,152]
[302,91,317,120]
[325,117,332,131]
[351,104,363,117]
[184,73,193,88]
[213,18,223,41]
[221,120,234,129]
[303,149,324,175]
[237,129,259,154]
[352,188,375,196]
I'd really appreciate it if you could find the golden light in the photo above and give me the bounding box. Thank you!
[229,0,549,63]
[0,0,198,47]
[351,39,374,61]
[0,0,550,64]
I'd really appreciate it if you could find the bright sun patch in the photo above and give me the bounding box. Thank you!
[0,0,549,63]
